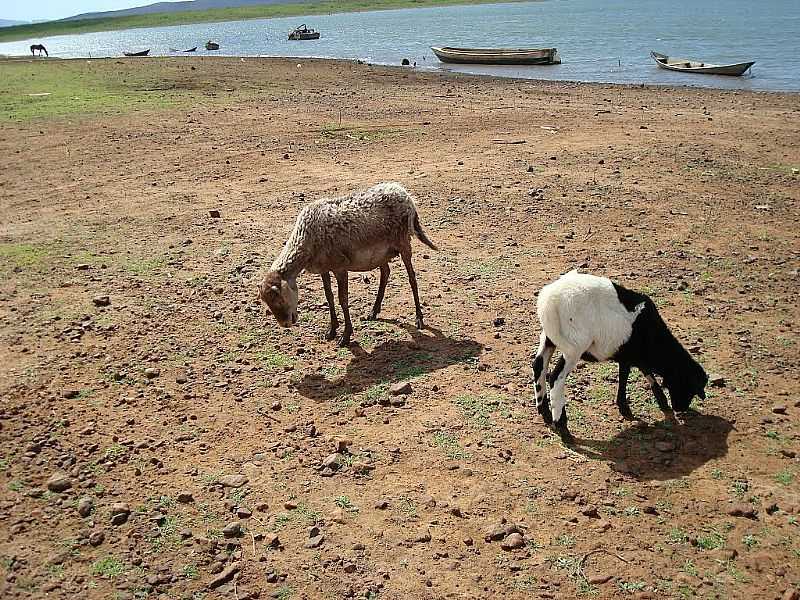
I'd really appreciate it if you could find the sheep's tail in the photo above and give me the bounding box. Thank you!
[412,212,438,251]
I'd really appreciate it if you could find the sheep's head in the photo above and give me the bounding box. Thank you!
[258,270,298,327]
[666,359,708,412]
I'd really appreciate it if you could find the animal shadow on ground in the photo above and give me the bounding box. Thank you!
[569,411,734,481]
[294,322,483,402]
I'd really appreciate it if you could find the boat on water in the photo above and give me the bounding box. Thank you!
[205,41,220,51]
[650,51,754,76]
[431,46,560,65]
[288,24,320,40]
[170,47,198,53]
[123,49,150,57]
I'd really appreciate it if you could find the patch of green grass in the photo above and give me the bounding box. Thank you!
[91,556,125,579]
[183,563,199,579]
[397,497,418,519]
[711,468,724,480]
[103,443,127,460]
[731,480,748,498]
[229,488,249,504]
[433,430,468,460]
[681,559,698,577]
[392,352,433,380]
[742,534,759,550]
[554,534,576,548]
[624,506,641,517]
[618,581,646,594]
[0,242,54,273]
[272,504,321,530]
[256,351,294,370]
[334,495,359,513]
[124,256,167,277]
[320,122,409,142]
[456,257,510,280]
[148,516,182,553]
[668,528,689,544]
[696,528,725,551]
[362,381,389,403]
[775,470,794,486]
[274,585,293,600]
[453,393,504,429]
[8,480,23,492]
[0,456,10,471]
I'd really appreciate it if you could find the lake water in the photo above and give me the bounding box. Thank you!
[2,0,799,91]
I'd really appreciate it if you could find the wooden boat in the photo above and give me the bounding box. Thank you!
[205,41,220,51]
[170,47,198,53]
[650,51,754,76]
[288,24,320,41]
[123,49,150,57]
[431,46,560,65]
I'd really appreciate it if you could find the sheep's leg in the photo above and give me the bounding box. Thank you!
[616,363,636,420]
[334,271,353,347]
[400,248,425,329]
[640,367,672,413]
[532,333,555,423]
[367,264,390,320]
[549,352,580,443]
[321,272,339,341]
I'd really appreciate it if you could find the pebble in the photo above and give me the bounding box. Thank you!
[782,589,799,600]
[374,499,389,510]
[236,507,252,519]
[110,502,131,525]
[77,496,93,517]
[88,530,105,546]
[177,492,194,504]
[46,472,72,493]
[219,474,248,488]
[588,573,614,585]
[92,295,111,307]
[389,381,412,396]
[144,367,160,379]
[208,562,241,589]
[709,374,726,387]
[322,453,341,468]
[222,522,243,538]
[334,437,353,453]
[305,534,325,548]
[209,209,221,219]
[500,532,525,550]
[772,405,788,415]
[726,504,757,519]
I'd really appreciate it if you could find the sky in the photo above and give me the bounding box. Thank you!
[2,0,184,22]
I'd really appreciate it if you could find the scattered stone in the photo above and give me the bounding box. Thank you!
[236,507,252,519]
[62,389,80,399]
[389,381,412,396]
[500,532,525,550]
[331,508,346,524]
[413,530,431,543]
[88,530,105,546]
[92,295,111,307]
[208,561,241,589]
[374,499,389,510]
[177,492,194,504]
[209,209,221,219]
[264,534,281,549]
[463,537,473,546]
[219,474,248,488]
[110,503,131,525]
[46,472,72,493]
[709,374,725,387]
[772,405,788,415]
[305,534,325,549]
[782,589,799,600]
[334,437,353,453]
[222,522,243,538]
[77,496,93,517]
[322,453,341,469]
[588,573,614,585]
[726,504,757,519]
[144,367,160,379]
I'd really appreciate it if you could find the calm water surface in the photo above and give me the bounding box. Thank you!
[2,0,798,91]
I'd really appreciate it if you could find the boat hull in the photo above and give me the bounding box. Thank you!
[431,47,560,65]
[123,50,150,57]
[289,32,320,40]
[650,51,754,76]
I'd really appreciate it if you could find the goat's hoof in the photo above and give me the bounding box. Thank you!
[553,415,573,444]
[618,406,636,421]
[325,329,338,341]
[364,311,377,321]
[337,335,352,347]
[537,401,553,425]
[415,317,425,330]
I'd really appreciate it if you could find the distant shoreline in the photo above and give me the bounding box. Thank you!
[0,0,526,44]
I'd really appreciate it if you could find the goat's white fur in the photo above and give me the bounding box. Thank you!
[536,270,645,422]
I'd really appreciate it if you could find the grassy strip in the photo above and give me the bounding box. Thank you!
[0,59,188,121]
[0,0,520,44]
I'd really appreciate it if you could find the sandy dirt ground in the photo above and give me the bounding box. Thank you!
[0,57,799,600]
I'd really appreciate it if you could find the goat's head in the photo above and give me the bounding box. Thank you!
[258,270,298,328]
[665,358,708,412]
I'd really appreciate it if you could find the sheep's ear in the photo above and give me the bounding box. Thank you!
[271,285,280,293]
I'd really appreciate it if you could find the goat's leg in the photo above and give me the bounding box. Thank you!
[532,333,555,423]
[321,272,339,341]
[400,247,425,329]
[640,367,672,413]
[334,271,353,347]
[549,352,580,444]
[616,362,636,420]
[367,264,390,320]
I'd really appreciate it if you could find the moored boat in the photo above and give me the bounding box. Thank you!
[123,49,150,57]
[288,24,320,41]
[650,51,754,76]
[431,46,560,65]
[205,41,220,51]
[170,47,198,53]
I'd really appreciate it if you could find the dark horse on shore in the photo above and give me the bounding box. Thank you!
[30,44,48,57]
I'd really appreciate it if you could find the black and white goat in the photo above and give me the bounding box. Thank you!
[532,271,708,441]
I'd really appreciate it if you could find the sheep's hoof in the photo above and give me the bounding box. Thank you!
[537,399,553,425]
[325,328,338,341]
[415,316,425,330]
[618,404,636,421]
[364,311,378,321]
[553,415,574,445]
[337,334,352,347]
